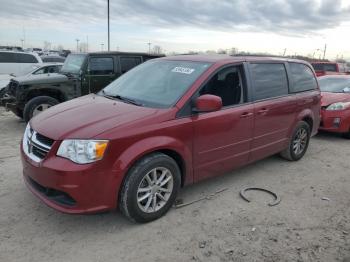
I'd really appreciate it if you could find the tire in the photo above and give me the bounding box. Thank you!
[12,107,23,119]
[343,129,350,139]
[119,153,181,223]
[280,121,311,161]
[23,96,59,122]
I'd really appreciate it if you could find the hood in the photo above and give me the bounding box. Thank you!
[321,92,350,107]
[14,73,69,85]
[30,94,168,140]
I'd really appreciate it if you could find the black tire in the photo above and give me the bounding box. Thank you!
[119,153,181,223]
[12,107,23,119]
[23,96,59,122]
[343,129,350,139]
[280,121,311,161]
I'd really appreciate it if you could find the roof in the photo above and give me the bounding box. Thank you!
[318,74,350,79]
[77,51,164,57]
[160,54,310,65]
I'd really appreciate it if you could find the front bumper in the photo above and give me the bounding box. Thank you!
[0,94,16,109]
[319,109,350,133]
[21,142,122,214]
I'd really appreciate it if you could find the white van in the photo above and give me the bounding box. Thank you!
[0,51,43,76]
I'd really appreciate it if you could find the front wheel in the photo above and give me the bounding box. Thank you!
[119,153,181,223]
[23,96,59,122]
[280,121,311,161]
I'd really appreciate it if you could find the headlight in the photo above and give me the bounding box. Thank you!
[326,102,350,111]
[57,140,109,164]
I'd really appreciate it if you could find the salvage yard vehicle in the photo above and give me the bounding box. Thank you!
[311,61,348,77]
[0,52,162,121]
[0,51,42,76]
[21,55,321,223]
[318,75,350,138]
[0,63,63,107]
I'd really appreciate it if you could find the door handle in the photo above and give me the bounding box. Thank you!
[257,108,269,115]
[240,112,253,118]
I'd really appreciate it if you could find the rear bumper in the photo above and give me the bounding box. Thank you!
[319,109,350,133]
[21,143,122,214]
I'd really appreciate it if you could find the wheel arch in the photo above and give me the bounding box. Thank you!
[113,136,193,190]
[25,88,67,103]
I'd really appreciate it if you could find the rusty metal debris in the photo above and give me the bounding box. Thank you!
[239,187,281,206]
[174,187,228,208]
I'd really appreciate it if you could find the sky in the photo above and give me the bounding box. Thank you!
[1,0,350,59]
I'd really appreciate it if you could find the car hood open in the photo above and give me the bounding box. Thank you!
[321,92,350,107]
[30,94,166,140]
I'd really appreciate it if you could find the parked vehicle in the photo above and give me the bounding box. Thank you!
[0,51,42,76]
[0,63,63,102]
[318,75,350,138]
[0,52,162,121]
[41,55,66,63]
[311,62,348,77]
[21,55,321,222]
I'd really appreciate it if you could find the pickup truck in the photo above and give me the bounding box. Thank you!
[1,52,163,121]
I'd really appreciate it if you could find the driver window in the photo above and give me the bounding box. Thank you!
[199,65,246,107]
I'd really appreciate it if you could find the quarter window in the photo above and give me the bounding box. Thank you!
[88,57,114,75]
[120,57,142,74]
[250,63,288,100]
[290,63,317,92]
[17,53,38,63]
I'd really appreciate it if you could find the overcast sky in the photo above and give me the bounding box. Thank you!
[1,0,350,59]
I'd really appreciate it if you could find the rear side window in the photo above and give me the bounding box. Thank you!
[250,63,288,100]
[17,53,38,63]
[290,63,317,93]
[0,52,16,63]
[120,57,142,74]
[88,57,114,75]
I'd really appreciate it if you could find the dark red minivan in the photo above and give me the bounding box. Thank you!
[21,55,321,222]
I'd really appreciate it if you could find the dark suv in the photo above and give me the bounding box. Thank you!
[1,52,162,121]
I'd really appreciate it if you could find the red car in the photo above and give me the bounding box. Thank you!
[21,55,321,222]
[318,75,350,138]
[311,62,348,77]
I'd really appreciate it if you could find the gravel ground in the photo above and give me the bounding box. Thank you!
[0,107,349,262]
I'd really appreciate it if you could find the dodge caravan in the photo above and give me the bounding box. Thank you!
[21,55,321,222]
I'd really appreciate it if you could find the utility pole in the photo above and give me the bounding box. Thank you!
[86,35,89,52]
[147,42,151,54]
[283,48,287,56]
[323,43,327,60]
[76,39,80,52]
[20,39,24,49]
[107,0,110,51]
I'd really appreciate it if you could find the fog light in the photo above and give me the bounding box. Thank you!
[333,117,341,128]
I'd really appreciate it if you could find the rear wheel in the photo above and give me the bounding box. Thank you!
[119,153,181,223]
[280,121,311,161]
[23,96,59,122]
[343,129,350,139]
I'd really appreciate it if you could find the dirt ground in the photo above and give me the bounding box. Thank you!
[0,107,349,262]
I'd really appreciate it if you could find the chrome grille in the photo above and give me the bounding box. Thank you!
[23,126,53,162]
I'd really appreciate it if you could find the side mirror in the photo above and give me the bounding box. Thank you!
[194,94,222,113]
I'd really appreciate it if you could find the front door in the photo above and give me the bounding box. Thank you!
[86,56,116,93]
[192,65,254,182]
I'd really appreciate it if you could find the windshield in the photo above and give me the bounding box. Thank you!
[102,60,212,108]
[318,77,350,93]
[61,54,86,74]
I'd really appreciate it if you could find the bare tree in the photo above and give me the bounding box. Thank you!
[152,45,163,54]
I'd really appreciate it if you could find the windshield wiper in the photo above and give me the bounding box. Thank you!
[101,91,143,106]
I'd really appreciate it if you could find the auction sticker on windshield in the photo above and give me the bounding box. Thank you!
[171,67,195,74]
